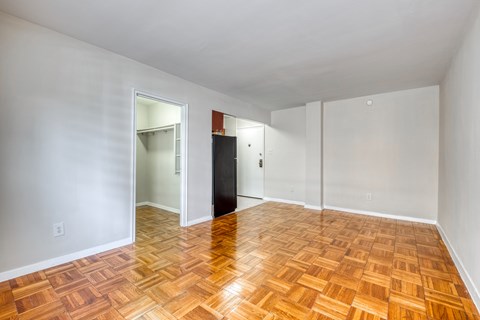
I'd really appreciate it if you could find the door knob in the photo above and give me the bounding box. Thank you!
[259,159,263,168]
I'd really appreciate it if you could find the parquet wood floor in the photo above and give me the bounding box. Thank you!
[1,203,478,319]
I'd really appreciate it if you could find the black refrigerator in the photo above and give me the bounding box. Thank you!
[212,135,237,217]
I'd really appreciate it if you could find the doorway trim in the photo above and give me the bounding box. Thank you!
[131,89,189,243]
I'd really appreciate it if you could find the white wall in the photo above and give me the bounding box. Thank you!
[223,115,237,137]
[237,118,263,129]
[136,134,149,203]
[147,130,180,210]
[324,87,439,221]
[139,99,181,130]
[265,106,306,203]
[136,102,149,129]
[136,103,149,203]
[439,6,480,306]
[0,12,269,276]
[136,99,181,210]
[305,101,322,208]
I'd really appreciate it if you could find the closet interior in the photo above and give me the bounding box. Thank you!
[136,96,181,214]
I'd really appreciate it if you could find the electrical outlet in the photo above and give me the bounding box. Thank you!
[53,222,65,237]
[366,193,372,201]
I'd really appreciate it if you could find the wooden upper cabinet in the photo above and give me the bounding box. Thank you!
[212,110,224,132]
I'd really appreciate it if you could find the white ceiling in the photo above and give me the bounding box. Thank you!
[0,0,477,110]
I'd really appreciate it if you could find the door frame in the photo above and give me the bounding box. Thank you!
[131,89,189,243]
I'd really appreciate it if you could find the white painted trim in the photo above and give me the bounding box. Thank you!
[323,205,437,225]
[436,223,480,311]
[131,89,137,244]
[0,238,131,282]
[137,202,180,214]
[263,197,305,206]
[187,215,212,226]
[136,202,149,207]
[181,103,189,227]
[305,204,323,210]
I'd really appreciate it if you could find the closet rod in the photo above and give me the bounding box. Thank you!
[137,124,174,134]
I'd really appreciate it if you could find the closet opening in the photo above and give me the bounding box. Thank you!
[132,91,188,241]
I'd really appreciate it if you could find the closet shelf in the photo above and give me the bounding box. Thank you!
[137,124,174,134]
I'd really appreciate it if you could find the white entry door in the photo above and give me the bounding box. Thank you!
[237,126,264,198]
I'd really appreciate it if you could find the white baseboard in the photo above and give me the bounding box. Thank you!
[263,198,324,211]
[305,204,323,210]
[187,215,212,226]
[323,205,437,225]
[263,197,305,206]
[136,201,180,214]
[436,223,480,311]
[0,237,131,282]
[136,201,149,207]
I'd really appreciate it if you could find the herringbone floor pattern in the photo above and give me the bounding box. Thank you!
[0,203,478,319]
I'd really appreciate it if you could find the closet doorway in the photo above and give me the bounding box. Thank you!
[132,91,188,241]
